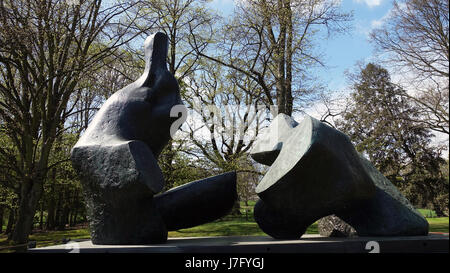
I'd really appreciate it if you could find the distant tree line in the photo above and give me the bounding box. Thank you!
[336,63,448,216]
[321,0,448,216]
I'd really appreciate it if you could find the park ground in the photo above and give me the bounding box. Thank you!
[0,202,448,251]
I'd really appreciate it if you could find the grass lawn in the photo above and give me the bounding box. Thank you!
[0,205,448,252]
[418,209,438,218]
[426,217,449,233]
[168,216,448,238]
[168,219,319,238]
[0,227,91,252]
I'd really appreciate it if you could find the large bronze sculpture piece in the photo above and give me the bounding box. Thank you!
[250,114,428,239]
[71,33,237,244]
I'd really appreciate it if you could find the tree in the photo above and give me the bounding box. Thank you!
[193,0,352,116]
[371,0,449,79]
[0,168,17,234]
[42,132,85,230]
[128,0,218,188]
[157,138,212,191]
[184,61,265,173]
[130,0,217,81]
[337,63,448,216]
[69,48,143,136]
[370,0,449,135]
[235,156,261,212]
[0,0,142,244]
[182,60,266,212]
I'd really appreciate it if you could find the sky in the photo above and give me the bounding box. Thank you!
[205,0,449,154]
[207,0,394,93]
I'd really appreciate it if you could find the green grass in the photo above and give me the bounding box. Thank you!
[2,217,445,251]
[168,217,448,237]
[28,228,91,247]
[0,227,91,252]
[418,209,438,218]
[427,217,449,233]
[168,218,318,238]
[0,205,447,252]
[169,219,265,238]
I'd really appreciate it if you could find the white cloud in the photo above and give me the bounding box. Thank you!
[370,18,384,28]
[355,7,392,37]
[370,1,409,29]
[354,0,382,8]
[370,4,399,30]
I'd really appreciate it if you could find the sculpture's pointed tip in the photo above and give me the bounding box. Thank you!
[140,32,169,85]
[144,32,169,60]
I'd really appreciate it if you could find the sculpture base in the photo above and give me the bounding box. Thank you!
[28,234,448,253]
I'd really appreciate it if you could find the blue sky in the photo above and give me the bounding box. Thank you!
[208,0,394,92]
[202,0,448,157]
[320,0,393,91]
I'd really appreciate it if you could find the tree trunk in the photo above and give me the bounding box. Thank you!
[61,202,70,230]
[5,208,15,235]
[275,41,287,115]
[68,210,73,227]
[39,201,44,230]
[46,168,57,230]
[230,198,242,216]
[72,207,78,226]
[285,0,293,116]
[69,208,76,227]
[70,191,79,227]
[432,201,446,217]
[11,179,43,244]
[55,185,63,229]
[0,206,4,233]
[57,188,70,230]
[60,210,69,230]
[169,29,177,76]
[275,0,288,115]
